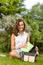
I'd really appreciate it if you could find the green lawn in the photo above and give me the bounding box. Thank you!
[0,53,43,65]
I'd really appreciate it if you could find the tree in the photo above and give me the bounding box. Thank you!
[0,0,26,15]
[0,0,26,52]
[23,3,43,51]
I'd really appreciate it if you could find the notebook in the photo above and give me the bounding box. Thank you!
[21,42,34,52]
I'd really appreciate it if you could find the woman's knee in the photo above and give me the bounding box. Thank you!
[9,51,20,58]
[9,51,15,57]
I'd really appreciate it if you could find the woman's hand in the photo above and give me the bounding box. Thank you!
[23,44,27,48]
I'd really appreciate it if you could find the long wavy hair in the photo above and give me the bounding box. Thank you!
[12,19,25,36]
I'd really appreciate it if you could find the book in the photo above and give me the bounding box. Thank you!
[21,42,34,52]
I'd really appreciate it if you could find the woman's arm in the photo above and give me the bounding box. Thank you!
[18,34,30,48]
[27,33,30,42]
[11,34,16,50]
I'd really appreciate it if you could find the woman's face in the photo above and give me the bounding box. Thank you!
[18,21,24,32]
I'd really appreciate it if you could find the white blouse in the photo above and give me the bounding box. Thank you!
[15,31,28,48]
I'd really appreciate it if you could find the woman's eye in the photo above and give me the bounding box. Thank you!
[19,24,24,26]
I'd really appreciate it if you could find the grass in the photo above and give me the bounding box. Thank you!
[0,53,43,65]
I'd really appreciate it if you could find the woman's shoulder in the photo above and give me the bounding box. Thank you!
[24,31,30,36]
[11,33,15,38]
[24,31,30,41]
[24,31,28,35]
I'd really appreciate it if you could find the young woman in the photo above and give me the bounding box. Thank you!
[9,19,39,58]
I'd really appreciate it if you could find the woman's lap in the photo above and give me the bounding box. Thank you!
[10,49,22,58]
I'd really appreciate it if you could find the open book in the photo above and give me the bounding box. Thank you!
[21,42,34,52]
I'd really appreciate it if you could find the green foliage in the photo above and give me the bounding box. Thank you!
[0,0,26,52]
[0,0,26,15]
[0,31,10,52]
[23,3,43,43]
[0,2,43,52]
[0,15,23,52]
[23,3,43,51]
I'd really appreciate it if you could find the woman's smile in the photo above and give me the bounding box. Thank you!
[18,21,24,32]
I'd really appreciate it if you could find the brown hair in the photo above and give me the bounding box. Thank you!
[12,19,25,36]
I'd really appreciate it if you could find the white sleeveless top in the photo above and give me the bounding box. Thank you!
[15,31,28,48]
